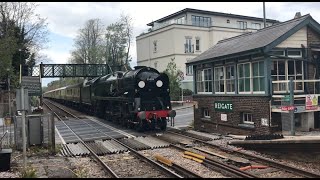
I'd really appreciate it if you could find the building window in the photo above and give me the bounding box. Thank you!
[203,108,210,118]
[196,68,212,93]
[238,63,251,93]
[271,60,304,92]
[175,16,185,24]
[214,66,224,93]
[153,40,157,52]
[287,50,302,57]
[185,38,193,53]
[251,23,261,29]
[154,62,157,69]
[196,39,200,51]
[226,65,235,93]
[237,21,247,29]
[191,15,211,27]
[186,65,193,75]
[252,61,264,92]
[242,112,253,124]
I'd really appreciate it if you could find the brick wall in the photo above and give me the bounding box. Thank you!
[307,27,320,47]
[193,95,276,135]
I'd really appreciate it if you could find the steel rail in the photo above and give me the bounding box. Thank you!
[44,100,119,178]
[167,131,320,178]
[155,154,203,178]
[171,144,258,178]
[45,99,182,178]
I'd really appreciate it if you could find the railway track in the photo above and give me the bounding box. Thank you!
[43,99,320,178]
[165,130,320,178]
[44,99,183,178]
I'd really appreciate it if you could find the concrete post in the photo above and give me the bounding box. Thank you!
[50,113,55,155]
[21,87,27,170]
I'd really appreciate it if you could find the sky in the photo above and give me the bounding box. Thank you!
[34,2,320,86]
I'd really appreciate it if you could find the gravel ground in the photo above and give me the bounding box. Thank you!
[203,131,320,176]
[141,147,227,178]
[67,157,111,178]
[0,171,20,178]
[100,152,169,178]
[1,126,319,178]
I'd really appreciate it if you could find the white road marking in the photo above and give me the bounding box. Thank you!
[175,113,193,117]
[55,126,66,144]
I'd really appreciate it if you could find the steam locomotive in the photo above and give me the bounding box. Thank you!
[43,66,176,131]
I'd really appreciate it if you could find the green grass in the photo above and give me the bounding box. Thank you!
[20,166,37,178]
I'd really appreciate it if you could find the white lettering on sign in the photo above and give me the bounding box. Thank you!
[214,102,233,110]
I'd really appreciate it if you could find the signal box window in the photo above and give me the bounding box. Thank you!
[196,68,212,93]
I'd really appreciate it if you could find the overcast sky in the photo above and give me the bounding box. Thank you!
[35,2,320,86]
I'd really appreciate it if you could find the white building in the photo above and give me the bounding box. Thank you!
[136,8,279,91]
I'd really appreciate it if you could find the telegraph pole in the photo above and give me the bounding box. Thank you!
[263,2,266,28]
[19,48,27,170]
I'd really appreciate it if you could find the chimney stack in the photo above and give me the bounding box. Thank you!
[294,12,301,19]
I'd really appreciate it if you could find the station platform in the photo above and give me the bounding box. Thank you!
[227,134,320,151]
[228,135,320,144]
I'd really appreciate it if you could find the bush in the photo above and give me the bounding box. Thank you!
[182,89,193,96]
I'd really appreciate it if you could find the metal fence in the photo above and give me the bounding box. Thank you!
[0,117,14,149]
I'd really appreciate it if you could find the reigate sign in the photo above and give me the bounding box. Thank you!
[214,101,233,112]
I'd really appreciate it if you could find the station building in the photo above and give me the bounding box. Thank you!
[186,13,320,135]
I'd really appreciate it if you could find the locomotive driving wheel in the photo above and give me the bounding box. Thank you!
[135,119,147,132]
[159,117,167,131]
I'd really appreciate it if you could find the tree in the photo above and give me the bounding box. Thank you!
[105,14,133,71]
[0,2,49,51]
[163,57,183,101]
[0,2,49,86]
[0,23,17,79]
[120,14,133,67]
[69,18,105,64]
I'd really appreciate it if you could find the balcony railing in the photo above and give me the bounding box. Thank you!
[149,20,263,32]
[152,20,213,31]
